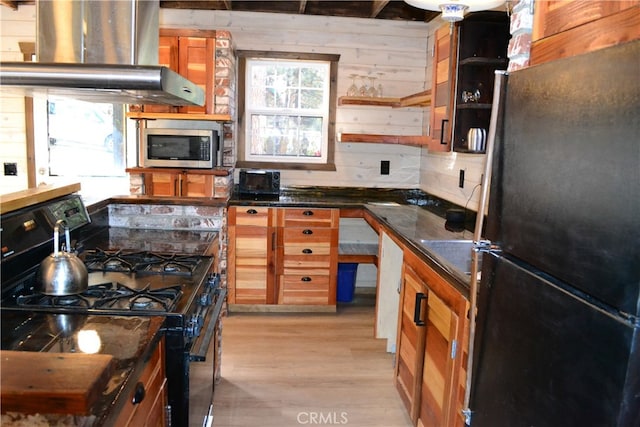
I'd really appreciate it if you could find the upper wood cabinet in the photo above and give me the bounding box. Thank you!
[531,1,640,66]
[429,13,509,154]
[143,29,217,115]
[428,24,456,152]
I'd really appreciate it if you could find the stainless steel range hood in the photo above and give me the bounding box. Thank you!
[0,0,204,106]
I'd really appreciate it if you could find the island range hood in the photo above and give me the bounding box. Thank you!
[0,0,204,106]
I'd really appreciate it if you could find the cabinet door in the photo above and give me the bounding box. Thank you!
[531,1,640,66]
[145,172,181,196]
[418,292,460,427]
[114,338,166,427]
[401,248,470,427]
[228,207,276,304]
[428,24,457,152]
[395,263,428,421]
[183,173,215,197]
[178,36,216,114]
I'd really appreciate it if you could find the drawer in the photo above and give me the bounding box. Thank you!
[231,206,271,227]
[283,240,332,256]
[279,274,330,305]
[282,227,334,244]
[279,208,338,228]
[281,274,330,289]
[281,257,331,275]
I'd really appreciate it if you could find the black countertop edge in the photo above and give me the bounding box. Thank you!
[364,205,474,299]
[229,186,480,233]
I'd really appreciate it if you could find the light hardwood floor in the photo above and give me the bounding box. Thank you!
[212,297,413,427]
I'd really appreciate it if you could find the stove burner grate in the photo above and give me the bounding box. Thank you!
[83,250,202,276]
[15,282,182,313]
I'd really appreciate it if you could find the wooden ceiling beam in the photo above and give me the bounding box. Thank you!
[371,0,390,18]
[0,0,19,10]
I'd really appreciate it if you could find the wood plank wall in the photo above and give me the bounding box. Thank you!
[0,5,35,194]
[0,6,490,211]
[161,9,429,188]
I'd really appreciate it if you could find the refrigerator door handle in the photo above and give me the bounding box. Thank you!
[414,292,427,326]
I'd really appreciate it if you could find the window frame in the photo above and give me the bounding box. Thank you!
[237,50,339,171]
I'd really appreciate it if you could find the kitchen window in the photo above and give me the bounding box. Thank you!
[237,51,339,171]
[47,98,126,177]
[32,97,132,203]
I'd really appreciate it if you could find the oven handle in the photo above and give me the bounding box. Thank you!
[189,287,227,362]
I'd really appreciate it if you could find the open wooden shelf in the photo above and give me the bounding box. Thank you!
[338,89,431,108]
[339,133,428,146]
[126,112,232,122]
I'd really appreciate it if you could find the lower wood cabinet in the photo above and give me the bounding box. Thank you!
[227,206,276,304]
[144,171,215,197]
[227,206,339,307]
[277,208,339,305]
[114,337,167,427]
[395,249,469,427]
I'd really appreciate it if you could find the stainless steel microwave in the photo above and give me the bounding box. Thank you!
[140,125,221,169]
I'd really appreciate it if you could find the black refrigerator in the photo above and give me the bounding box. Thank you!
[469,40,640,426]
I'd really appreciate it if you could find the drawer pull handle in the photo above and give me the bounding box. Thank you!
[302,229,313,235]
[301,276,312,282]
[247,209,258,214]
[132,382,146,405]
[302,210,314,216]
[302,248,313,254]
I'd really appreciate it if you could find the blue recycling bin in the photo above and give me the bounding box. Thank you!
[337,263,358,302]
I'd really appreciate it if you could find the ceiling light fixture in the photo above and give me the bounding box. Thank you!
[405,0,506,23]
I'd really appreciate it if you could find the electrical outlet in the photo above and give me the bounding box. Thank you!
[4,163,17,176]
[459,169,465,188]
[380,160,390,175]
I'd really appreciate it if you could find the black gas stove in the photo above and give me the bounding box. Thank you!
[0,194,225,427]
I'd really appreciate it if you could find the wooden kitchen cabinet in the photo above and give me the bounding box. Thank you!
[227,206,277,304]
[142,170,215,197]
[531,1,640,66]
[428,24,456,152]
[114,337,167,427]
[429,13,509,154]
[143,29,217,115]
[228,206,339,307]
[395,249,469,427]
[276,207,339,305]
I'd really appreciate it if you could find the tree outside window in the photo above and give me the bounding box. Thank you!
[238,51,339,171]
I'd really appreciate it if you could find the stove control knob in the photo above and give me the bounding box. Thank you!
[199,292,212,306]
[185,314,202,338]
[205,274,220,290]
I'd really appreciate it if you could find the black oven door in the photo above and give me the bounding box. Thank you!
[187,287,225,427]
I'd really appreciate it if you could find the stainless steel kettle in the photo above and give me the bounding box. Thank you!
[466,128,487,152]
[39,220,89,296]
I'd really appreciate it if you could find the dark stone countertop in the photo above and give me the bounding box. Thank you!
[0,312,165,426]
[364,204,479,298]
